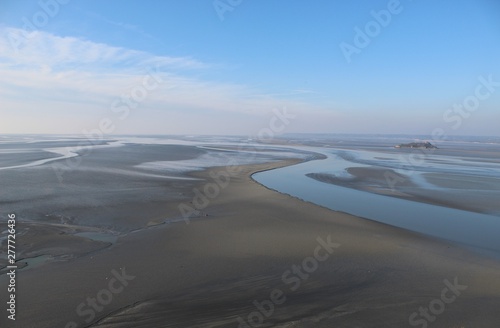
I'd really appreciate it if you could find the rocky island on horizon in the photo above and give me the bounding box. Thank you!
[395,141,438,149]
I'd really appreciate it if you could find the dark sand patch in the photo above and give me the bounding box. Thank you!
[423,172,500,191]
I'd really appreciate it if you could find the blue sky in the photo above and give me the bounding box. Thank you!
[1,0,499,136]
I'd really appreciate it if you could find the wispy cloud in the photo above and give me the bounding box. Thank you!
[0,27,205,71]
[81,9,158,41]
[0,27,337,134]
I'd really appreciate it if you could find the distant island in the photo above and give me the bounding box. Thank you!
[395,141,438,149]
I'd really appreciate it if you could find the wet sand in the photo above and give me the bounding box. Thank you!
[3,160,500,327]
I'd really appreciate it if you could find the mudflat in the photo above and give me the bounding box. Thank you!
[3,160,500,327]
